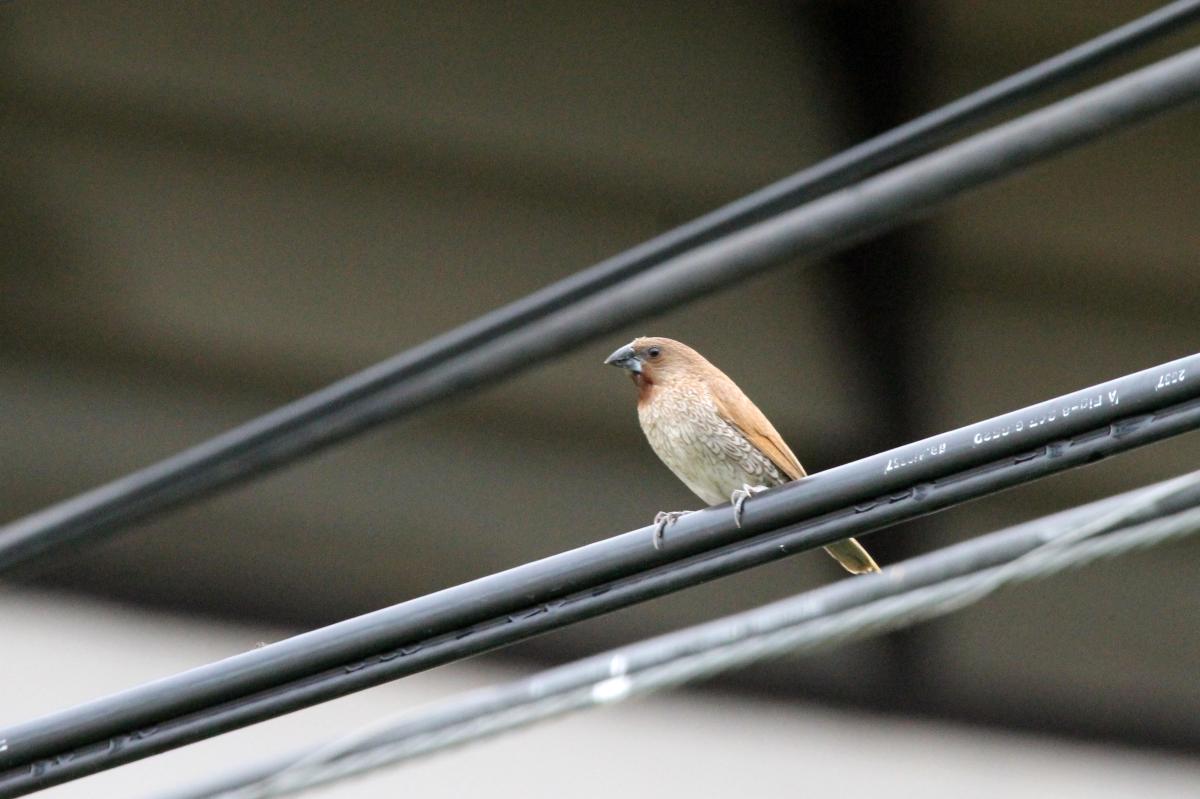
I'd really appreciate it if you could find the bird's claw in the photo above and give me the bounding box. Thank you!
[731,484,769,528]
[652,510,694,550]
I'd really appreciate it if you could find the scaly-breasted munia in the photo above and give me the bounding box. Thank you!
[605,336,879,575]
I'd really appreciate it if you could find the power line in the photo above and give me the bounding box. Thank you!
[1,3,1198,575]
[2,349,1199,796]
[157,471,1200,799]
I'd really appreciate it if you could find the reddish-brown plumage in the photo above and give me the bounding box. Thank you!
[606,336,879,575]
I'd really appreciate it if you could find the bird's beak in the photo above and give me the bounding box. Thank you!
[604,343,642,374]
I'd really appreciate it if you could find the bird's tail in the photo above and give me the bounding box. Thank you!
[824,537,880,575]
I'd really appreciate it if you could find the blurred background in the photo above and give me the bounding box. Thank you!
[2,2,1198,796]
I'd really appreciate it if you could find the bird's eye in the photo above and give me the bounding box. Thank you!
[647,347,662,359]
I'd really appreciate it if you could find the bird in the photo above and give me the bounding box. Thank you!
[604,336,879,575]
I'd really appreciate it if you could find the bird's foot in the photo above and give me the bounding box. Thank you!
[652,510,695,550]
[731,484,769,528]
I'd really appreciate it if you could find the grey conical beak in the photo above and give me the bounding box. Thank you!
[604,343,642,373]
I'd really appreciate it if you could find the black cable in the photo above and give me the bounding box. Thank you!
[2,2,1197,574]
[156,470,1200,799]
[2,351,1199,796]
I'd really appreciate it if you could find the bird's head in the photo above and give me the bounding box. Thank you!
[603,336,707,396]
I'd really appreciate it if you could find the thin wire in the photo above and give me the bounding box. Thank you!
[2,1,1198,575]
[187,474,1200,799]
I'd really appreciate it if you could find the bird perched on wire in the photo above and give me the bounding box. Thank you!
[605,336,879,575]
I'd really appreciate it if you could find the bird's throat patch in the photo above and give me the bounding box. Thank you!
[633,372,655,403]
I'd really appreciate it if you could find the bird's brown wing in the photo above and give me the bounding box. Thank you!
[711,374,880,575]
[710,376,806,480]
